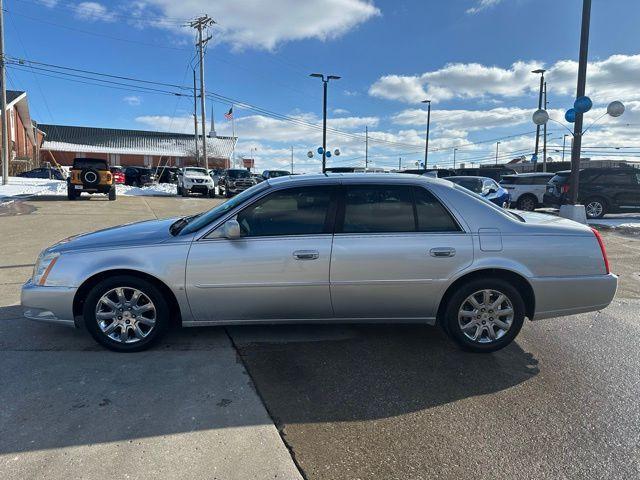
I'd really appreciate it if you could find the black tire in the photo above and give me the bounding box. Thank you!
[585,196,607,219]
[81,168,101,187]
[225,188,231,198]
[181,186,189,197]
[108,186,116,201]
[83,275,169,352]
[208,188,216,198]
[441,277,526,353]
[176,185,183,196]
[67,184,78,200]
[133,180,140,187]
[516,194,537,211]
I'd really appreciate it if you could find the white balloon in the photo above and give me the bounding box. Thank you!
[532,109,549,125]
[334,149,340,156]
[607,101,625,117]
[307,151,314,158]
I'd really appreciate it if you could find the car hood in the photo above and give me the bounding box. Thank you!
[184,173,210,179]
[49,217,180,253]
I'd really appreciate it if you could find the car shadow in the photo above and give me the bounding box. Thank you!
[0,305,539,454]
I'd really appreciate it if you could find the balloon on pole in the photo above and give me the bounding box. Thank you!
[532,109,549,125]
[574,96,592,114]
[607,101,625,117]
[564,108,576,123]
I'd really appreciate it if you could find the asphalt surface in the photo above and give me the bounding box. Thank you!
[1,195,639,479]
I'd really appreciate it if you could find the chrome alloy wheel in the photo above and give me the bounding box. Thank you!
[95,287,156,344]
[458,289,514,344]
[586,200,604,218]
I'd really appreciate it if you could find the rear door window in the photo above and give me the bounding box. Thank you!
[342,186,415,233]
[413,187,460,232]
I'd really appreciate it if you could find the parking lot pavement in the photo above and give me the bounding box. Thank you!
[1,196,639,480]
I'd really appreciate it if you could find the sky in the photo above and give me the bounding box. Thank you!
[5,0,640,172]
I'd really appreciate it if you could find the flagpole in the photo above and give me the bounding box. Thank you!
[231,104,236,167]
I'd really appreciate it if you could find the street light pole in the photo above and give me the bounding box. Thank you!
[495,141,500,165]
[569,0,592,205]
[532,69,546,167]
[422,99,431,170]
[543,81,548,172]
[562,134,568,161]
[310,73,340,173]
[0,0,8,185]
[453,147,457,169]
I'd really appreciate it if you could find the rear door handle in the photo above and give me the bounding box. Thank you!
[430,247,456,258]
[293,250,319,260]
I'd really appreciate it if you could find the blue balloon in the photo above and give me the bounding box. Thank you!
[531,154,538,162]
[326,151,332,158]
[317,147,324,154]
[574,96,592,114]
[565,108,576,123]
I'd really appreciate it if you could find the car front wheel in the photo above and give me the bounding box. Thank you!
[442,278,525,353]
[517,194,537,211]
[83,276,169,352]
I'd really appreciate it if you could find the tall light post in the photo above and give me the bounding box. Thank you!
[422,99,431,170]
[495,141,500,165]
[562,134,569,161]
[310,73,341,173]
[453,147,458,169]
[532,69,546,167]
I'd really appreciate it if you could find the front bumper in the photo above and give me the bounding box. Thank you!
[530,273,618,320]
[21,280,78,327]
[186,184,214,193]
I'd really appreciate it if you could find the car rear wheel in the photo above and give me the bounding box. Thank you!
[517,194,537,211]
[67,183,78,200]
[208,189,216,198]
[108,186,116,201]
[585,197,607,219]
[181,186,189,197]
[83,276,169,352]
[442,278,525,353]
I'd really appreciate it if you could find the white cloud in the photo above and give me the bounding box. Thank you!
[466,0,503,15]
[75,2,115,22]
[38,0,59,7]
[142,0,380,50]
[369,54,640,104]
[333,108,350,115]
[123,95,142,106]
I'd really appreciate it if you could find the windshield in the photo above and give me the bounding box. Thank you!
[449,177,483,194]
[185,168,208,175]
[179,182,269,235]
[227,169,251,178]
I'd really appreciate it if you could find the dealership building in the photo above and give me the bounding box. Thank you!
[38,124,237,169]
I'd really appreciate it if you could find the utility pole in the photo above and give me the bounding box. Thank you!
[453,148,457,169]
[495,141,500,165]
[192,69,199,165]
[422,99,431,170]
[191,15,215,171]
[543,81,548,172]
[290,146,294,173]
[568,0,591,206]
[562,134,568,162]
[0,0,8,185]
[310,73,340,173]
[365,126,368,169]
[398,157,401,170]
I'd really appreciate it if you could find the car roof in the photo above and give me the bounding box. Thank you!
[266,172,452,187]
[447,175,491,181]
[503,172,553,177]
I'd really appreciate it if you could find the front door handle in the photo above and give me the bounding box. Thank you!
[430,247,456,258]
[293,250,319,260]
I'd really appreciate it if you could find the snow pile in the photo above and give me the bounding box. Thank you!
[0,176,177,202]
[589,217,640,234]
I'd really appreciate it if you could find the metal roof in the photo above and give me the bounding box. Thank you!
[39,124,236,159]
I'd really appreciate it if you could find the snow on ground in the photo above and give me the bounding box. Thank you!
[0,177,176,204]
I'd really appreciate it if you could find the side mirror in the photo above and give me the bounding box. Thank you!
[486,187,497,195]
[220,219,241,239]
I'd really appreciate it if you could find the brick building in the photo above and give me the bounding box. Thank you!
[3,90,43,174]
[38,124,236,169]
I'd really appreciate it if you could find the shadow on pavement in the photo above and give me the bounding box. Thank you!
[0,305,539,455]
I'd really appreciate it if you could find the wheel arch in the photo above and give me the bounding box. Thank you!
[73,269,182,327]
[517,192,538,205]
[436,268,535,323]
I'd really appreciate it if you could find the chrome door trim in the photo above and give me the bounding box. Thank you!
[194,280,329,289]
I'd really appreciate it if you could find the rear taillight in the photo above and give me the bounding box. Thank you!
[560,184,570,193]
[590,227,610,274]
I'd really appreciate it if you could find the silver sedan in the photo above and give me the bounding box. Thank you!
[22,174,617,353]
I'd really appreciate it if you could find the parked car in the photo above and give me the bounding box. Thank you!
[499,172,554,211]
[262,169,291,180]
[22,174,616,354]
[455,167,517,181]
[447,176,510,208]
[218,168,257,197]
[124,166,156,187]
[156,166,180,184]
[67,158,116,201]
[176,167,216,197]
[251,173,264,183]
[543,167,640,219]
[400,168,456,178]
[18,167,65,181]
[109,166,125,185]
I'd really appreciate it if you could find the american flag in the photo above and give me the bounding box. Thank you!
[224,107,233,120]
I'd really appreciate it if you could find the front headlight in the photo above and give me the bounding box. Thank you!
[32,251,60,286]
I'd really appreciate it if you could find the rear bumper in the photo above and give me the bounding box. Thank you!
[21,280,78,327]
[530,273,618,320]
[542,192,564,208]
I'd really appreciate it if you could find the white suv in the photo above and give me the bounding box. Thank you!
[176,167,216,197]
[500,173,554,211]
